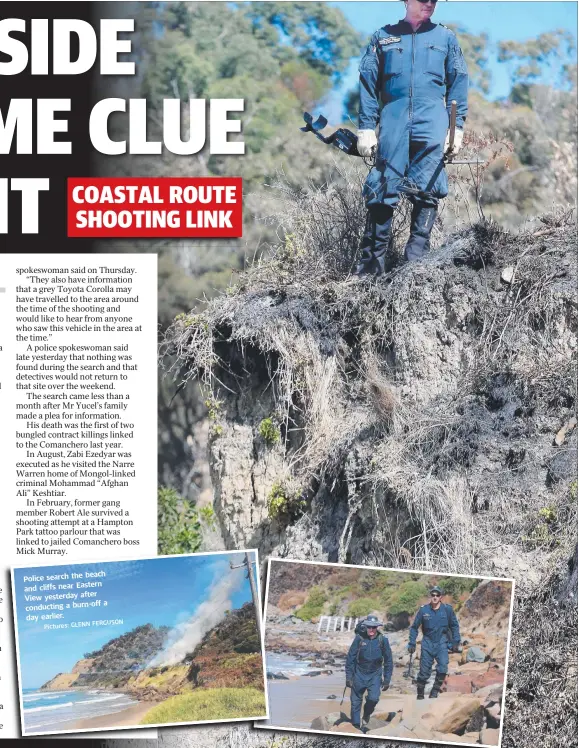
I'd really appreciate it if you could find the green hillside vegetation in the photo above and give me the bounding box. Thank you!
[295,586,327,621]
[293,569,480,622]
[41,604,263,699]
[140,687,266,724]
[70,623,169,689]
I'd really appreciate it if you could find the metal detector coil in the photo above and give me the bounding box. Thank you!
[301,112,360,157]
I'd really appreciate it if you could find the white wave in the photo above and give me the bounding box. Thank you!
[76,694,126,705]
[23,691,70,701]
[26,701,74,713]
[27,701,137,730]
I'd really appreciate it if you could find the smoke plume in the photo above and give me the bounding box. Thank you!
[149,562,246,667]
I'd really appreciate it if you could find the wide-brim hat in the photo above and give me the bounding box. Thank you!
[361,615,384,627]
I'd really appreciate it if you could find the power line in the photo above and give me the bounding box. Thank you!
[230,552,260,631]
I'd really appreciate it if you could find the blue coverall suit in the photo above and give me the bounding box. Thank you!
[357,19,469,273]
[409,603,460,689]
[345,632,393,727]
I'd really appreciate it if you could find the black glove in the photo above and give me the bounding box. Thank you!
[381,682,390,692]
[407,645,415,654]
[346,679,353,688]
[450,644,461,653]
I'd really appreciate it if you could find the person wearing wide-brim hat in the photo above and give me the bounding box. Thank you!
[345,614,393,730]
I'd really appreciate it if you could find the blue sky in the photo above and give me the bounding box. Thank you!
[328,1,578,120]
[13,553,257,688]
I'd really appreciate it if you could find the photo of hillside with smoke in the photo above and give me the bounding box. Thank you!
[261,561,513,746]
[90,2,578,747]
[12,554,266,734]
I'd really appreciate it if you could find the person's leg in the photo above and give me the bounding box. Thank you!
[404,199,438,262]
[416,643,434,700]
[404,106,447,262]
[362,671,382,725]
[356,204,395,275]
[357,107,410,276]
[429,644,449,698]
[350,675,365,727]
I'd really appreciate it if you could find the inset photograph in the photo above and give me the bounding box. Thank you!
[259,559,514,747]
[12,551,267,736]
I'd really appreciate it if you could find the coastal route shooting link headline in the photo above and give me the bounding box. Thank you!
[67,178,243,238]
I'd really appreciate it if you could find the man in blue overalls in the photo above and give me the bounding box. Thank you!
[356,0,469,275]
[407,585,461,699]
[345,615,393,730]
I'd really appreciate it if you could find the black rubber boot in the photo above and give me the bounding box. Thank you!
[357,204,395,276]
[429,672,446,698]
[404,201,437,262]
[362,698,378,726]
[416,681,426,700]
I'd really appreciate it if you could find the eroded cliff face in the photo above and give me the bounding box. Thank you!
[180,221,577,582]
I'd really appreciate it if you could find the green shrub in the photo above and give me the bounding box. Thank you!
[347,597,381,617]
[157,487,202,555]
[258,417,280,446]
[295,586,327,621]
[267,481,306,520]
[439,577,479,599]
[387,581,428,615]
[140,687,266,724]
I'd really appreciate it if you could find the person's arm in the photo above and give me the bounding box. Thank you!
[345,636,360,684]
[382,636,393,686]
[445,31,469,129]
[448,605,461,647]
[408,607,423,648]
[359,32,381,131]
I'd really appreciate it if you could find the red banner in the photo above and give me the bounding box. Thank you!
[67,177,243,238]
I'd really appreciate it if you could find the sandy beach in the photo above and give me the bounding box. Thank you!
[67,700,160,731]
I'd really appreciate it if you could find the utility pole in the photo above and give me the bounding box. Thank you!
[230,552,261,630]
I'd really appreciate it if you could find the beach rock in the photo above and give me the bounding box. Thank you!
[266,671,289,680]
[327,694,337,699]
[470,667,504,692]
[466,645,487,663]
[445,674,473,694]
[310,711,349,731]
[330,721,361,734]
[431,695,483,733]
[432,732,481,744]
[458,661,491,675]
[481,727,501,745]
[465,703,486,732]
[363,716,389,731]
[475,683,503,705]
[485,702,501,727]
[374,710,399,723]
[375,724,417,739]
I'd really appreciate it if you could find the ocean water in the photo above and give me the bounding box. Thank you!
[267,652,314,676]
[22,688,137,733]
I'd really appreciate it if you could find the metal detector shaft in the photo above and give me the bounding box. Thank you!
[450,159,485,165]
[340,684,348,706]
[447,100,457,161]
